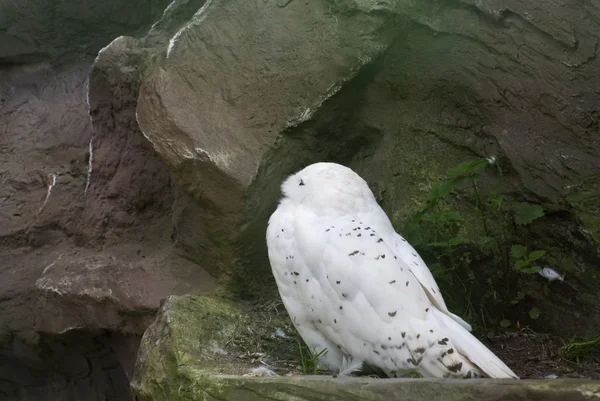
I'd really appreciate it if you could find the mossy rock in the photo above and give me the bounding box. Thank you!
[131,295,599,401]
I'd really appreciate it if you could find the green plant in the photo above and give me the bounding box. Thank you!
[563,334,600,363]
[511,202,545,226]
[298,342,328,375]
[510,245,545,274]
[404,157,548,326]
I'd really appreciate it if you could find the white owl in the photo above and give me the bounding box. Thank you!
[266,162,518,379]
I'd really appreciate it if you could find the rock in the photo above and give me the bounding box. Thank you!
[0,0,172,63]
[0,0,216,399]
[131,294,600,401]
[125,0,396,280]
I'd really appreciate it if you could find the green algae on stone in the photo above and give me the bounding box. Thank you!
[131,295,246,401]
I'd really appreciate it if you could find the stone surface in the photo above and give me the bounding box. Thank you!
[0,0,170,63]
[131,294,600,401]
[189,377,600,401]
[0,0,215,400]
[128,0,397,280]
[71,0,600,333]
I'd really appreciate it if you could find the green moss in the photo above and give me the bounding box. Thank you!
[577,210,600,245]
[131,296,245,401]
[566,173,600,246]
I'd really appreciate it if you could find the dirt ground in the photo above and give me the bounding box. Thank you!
[486,329,600,380]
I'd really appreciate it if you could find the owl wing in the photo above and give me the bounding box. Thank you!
[289,215,462,375]
[391,233,472,331]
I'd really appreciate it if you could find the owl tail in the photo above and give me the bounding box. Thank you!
[433,309,519,379]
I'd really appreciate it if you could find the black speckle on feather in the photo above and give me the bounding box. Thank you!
[388,310,397,317]
[414,347,426,354]
[447,348,454,354]
[389,280,396,284]
[370,233,376,237]
[407,357,422,366]
[293,271,299,276]
[417,334,421,339]
[377,238,383,243]
[438,338,448,345]
[406,281,409,286]
[336,280,341,284]
[448,362,463,373]
[401,332,406,338]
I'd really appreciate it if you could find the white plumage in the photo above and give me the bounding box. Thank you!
[266,162,518,379]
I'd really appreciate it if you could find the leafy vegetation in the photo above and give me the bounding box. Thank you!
[563,334,600,363]
[404,157,548,327]
[298,342,328,375]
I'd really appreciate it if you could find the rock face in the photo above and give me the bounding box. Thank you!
[121,0,600,330]
[1,0,599,399]
[0,0,215,400]
[131,294,600,401]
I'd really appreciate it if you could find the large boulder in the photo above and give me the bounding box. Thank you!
[0,0,214,400]
[112,0,600,332]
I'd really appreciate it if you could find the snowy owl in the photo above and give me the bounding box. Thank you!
[266,162,518,379]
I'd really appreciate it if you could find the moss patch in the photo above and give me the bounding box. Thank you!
[131,295,307,401]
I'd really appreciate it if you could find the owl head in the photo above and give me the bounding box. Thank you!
[280,162,375,215]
